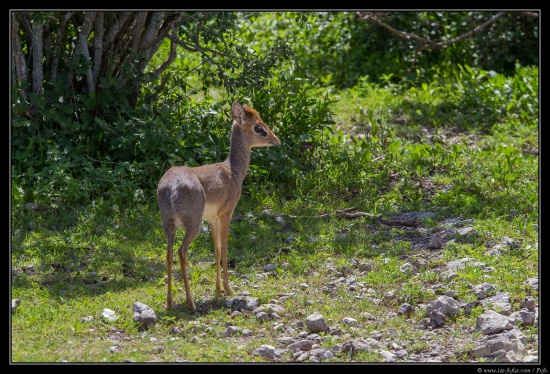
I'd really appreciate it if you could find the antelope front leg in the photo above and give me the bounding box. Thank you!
[210,220,223,296]
[219,214,233,295]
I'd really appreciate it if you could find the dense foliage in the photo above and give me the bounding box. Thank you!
[11,11,334,207]
[11,11,539,209]
[253,12,538,88]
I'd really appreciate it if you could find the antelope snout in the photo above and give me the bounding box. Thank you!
[269,136,281,146]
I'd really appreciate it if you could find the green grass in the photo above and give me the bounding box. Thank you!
[11,67,538,363]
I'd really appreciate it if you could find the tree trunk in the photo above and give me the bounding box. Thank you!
[31,19,44,96]
[11,13,27,97]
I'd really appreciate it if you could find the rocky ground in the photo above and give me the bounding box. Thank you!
[11,213,539,363]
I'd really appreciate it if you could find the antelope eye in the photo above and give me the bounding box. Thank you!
[254,125,267,136]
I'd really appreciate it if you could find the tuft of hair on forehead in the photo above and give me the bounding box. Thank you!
[242,104,260,118]
[232,103,263,129]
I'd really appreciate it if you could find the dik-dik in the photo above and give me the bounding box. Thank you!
[157,102,280,311]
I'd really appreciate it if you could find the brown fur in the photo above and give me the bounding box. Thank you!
[157,102,280,311]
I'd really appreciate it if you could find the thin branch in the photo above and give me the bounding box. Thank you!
[511,11,539,18]
[154,38,177,76]
[239,207,420,227]
[79,12,96,94]
[163,13,250,89]
[51,12,74,80]
[166,28,198,52]
[92,12,104,85]
[101,12,135,78]
[428,12,507,48]
[109,13,138,77]
[150,72,172,103]
[357,11,509,79]
[11,12,27,97]
[131,11,148,52]
[17,12,33,52]
[104,11,134,47]
[136,11,165,68]
[43,33,52,78]
[357,11,507,49]
[141,11,184,51]
[136,12,184,75]
[194,13,203,47]
[17,12,34,87]
[113,31,135,77]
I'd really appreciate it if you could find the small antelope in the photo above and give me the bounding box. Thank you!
[157,102,280,311]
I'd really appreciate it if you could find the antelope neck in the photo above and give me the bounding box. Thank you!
[226,125,251,183]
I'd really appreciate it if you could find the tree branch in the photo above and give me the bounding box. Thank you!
[92,12,104,85]
[79,12,96,94]
[17,12,33,54]
[154,38,177,76]
[136,11,166,71]
[135,12,184,78]
[243,207,421,227]
[51,11,74,80]
[165,16,233,88]
[43,32,52,79]
[357,11,510,79]
[357,11,507,49]
[166,28,199,52]
[163,13,249,90]
[104,11,134,47]
[145,11,184,51]
[512,11,539,18]
[131,11,148,53]
[102,11,135,77]
[11,12,27,97]
[31,19,44,96]
[150,72,172,103]
[109,13,138,77]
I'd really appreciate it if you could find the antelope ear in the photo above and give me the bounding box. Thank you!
[232,102,245,124]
